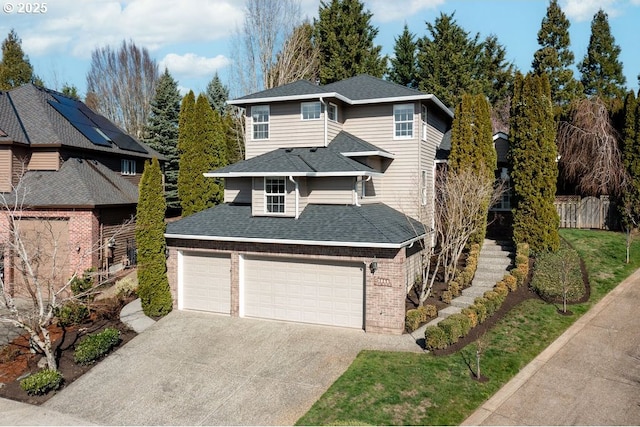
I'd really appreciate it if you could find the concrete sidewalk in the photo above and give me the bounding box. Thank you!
[463,267,640,426]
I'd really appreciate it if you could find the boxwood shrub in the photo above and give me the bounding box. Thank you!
[55,301,89,327]
[405,309,423,332]
[461,307,478,328]
[438,317,462,345]
[20,369,63,395]
[449,313,472,337]
[74,327,121,365]
[424,326,448,351]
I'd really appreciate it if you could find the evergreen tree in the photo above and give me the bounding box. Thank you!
[479,35,515,105]
[314,0,387,84]
[578,9,626,105]
[177,92,225,216]
[509,72,559,253]
[206,72,229,116]
[143,68,182,211]
[388,24,417,88]
[532,0,582,112]
[136,157,173,317]
[620,91,640,229]
[448,93,495,245]
[61,83,80,100]
[0,29,35,90]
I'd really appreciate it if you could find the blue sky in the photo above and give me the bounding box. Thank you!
[2,0,639,104]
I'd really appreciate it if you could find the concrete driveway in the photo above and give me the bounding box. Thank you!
[38,311,421,425]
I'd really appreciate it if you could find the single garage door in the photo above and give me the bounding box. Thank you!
[181,251,231,313]
[243,257,364,329]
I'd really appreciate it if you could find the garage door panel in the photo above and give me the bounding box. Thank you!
[244,257,363,329]
[182,252,230,314]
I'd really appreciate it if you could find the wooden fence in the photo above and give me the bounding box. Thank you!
[554,195,618,230]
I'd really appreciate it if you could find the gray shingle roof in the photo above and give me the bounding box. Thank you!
[234,80,325,101]
[166,203,426,247]
[5,157,138,207]
[322,75,425,101]
[327,131,393,156]
[208,146,378,176]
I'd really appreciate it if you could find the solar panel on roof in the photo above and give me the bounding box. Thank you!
[72,123,112,147]
[48,101,95,126]
[78,105,122,133]
[51,93,79,107]
[102,129,148,153]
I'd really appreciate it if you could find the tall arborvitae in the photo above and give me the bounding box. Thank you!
[388,24,417,88]
[449,93,495,244]
[177,92,225,216]
[136,158,173,317]
[0,29,34,90]
[314,0,387,84]
[532,0,582,113]
[578,9,626,106]
[621,91,640,229]
[143,68,181,210]
[509,72,559,253]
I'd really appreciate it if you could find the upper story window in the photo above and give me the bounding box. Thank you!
[301,102,321,120]
[421,104,428,141]
[252,105,269,140]
[328,103,338,122]
[121,159,136,176]
[394,104,414,139]
[265,176,286,214]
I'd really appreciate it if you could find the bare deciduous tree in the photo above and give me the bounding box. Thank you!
[557,97,626,196]
[229,0,302,96]
[266,21,320,89]
[86,39,159,138]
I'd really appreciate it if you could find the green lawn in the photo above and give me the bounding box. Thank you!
[296,229,640,426]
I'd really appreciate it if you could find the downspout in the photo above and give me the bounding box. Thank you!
[353,175,371,207]
[320,97,327,147]
[288,176,299,219]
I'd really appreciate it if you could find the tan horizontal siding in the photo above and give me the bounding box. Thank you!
[251,176,296,217]
[28,150,60,171]
[307,177,354,204]
[224,178,252,204]
[0,148,11,192]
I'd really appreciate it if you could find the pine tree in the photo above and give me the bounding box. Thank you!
[143,68,182,211]
[0,29,34,90]
[61,83,80,100]
[206,72,229,116]
[136,158,173,317]
[479,35,515,105]
[620,91,640,229]
[314,0,387,84]
[388,24,417,88]
[177,92,225,216]
[532,0,582,112]
[578,9,626,105]
[509,72,559,253]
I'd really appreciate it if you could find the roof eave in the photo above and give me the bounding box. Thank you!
[228,92,348,106]
[341,151,395,159]
[204,171,382,178]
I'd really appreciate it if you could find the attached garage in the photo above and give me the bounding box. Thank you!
[180,251,231,313]
[242,257,364,329]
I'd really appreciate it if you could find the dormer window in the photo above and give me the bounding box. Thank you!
[121,159,136,176]
[301,102,321,120]
[394,104,414,139]
[265,177,286,213]
[252,105,269,140]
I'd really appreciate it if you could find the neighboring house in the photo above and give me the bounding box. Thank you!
[0,83,163,294]
[165,75,452,334]
[488,131,513,238]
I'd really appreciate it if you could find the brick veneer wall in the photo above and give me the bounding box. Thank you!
[166,239,412,334]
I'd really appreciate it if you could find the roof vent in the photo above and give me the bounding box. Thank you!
[285,148,293,153]
[310,147,317,152]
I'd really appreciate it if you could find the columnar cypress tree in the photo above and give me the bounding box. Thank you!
[578,9,626,105]
[509,72,559,253]
[620,91,640,229]
[532,0,582,112]
[0,29,34,90]
[449,93,495,244]
[388,24,417,88]
[143,68,181,210]
[136,158,172,317]
[314,0,387,84]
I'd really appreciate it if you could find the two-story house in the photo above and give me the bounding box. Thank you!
[0,83,163,294]
[165,75,452,334]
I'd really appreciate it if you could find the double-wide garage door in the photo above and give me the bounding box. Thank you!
[180,252,364,329]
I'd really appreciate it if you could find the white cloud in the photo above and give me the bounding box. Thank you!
[561,0,619,22]
[160,53,231,78]
[366,0,445,23]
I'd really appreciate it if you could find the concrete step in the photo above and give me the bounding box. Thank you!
[474,270,508,281]
[451,295,476,308]
[462,287,491,299]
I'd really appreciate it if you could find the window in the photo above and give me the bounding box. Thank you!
[421,104,428,141]
[252,105,269,140]
[265,177,286,213]
[328,103,338,122]
[121,159,136,176]
[493,167,511,210]
[301,102,321,120]
[421,170,428,205]
[394,104,414,138]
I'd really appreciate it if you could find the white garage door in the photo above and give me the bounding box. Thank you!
[181,251,231,313]
[243,257,364,329]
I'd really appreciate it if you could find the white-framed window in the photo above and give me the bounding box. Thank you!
[394,104,414,138]
[251,105,269,140]
[421,169,428,205]
[421,104,428,141]
[493,167,511,210]
[328,102,338,122]
[301,102,321,120]
[265,176,286,213]
[121,159,136,176]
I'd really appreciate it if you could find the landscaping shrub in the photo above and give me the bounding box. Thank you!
[515,254,528,266]
[511,268,525,286]
[441,290,453,304]
[448,281,461,297]
[503,274,518,291]
[115,276,138,299]
[424,326,448,351]
[55,301,89,327]
[405,309,423,332]
[517,242,530,258]
[74,327,121,365]
[494,282,509,298]
[20,369,63,395]
[449,313,472,337]
[423,304,437,318]
[70,268,96,300]
[438,317,462,344]
[461,307,478,328]
[531,247,584,303]
[473,298,489,323]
